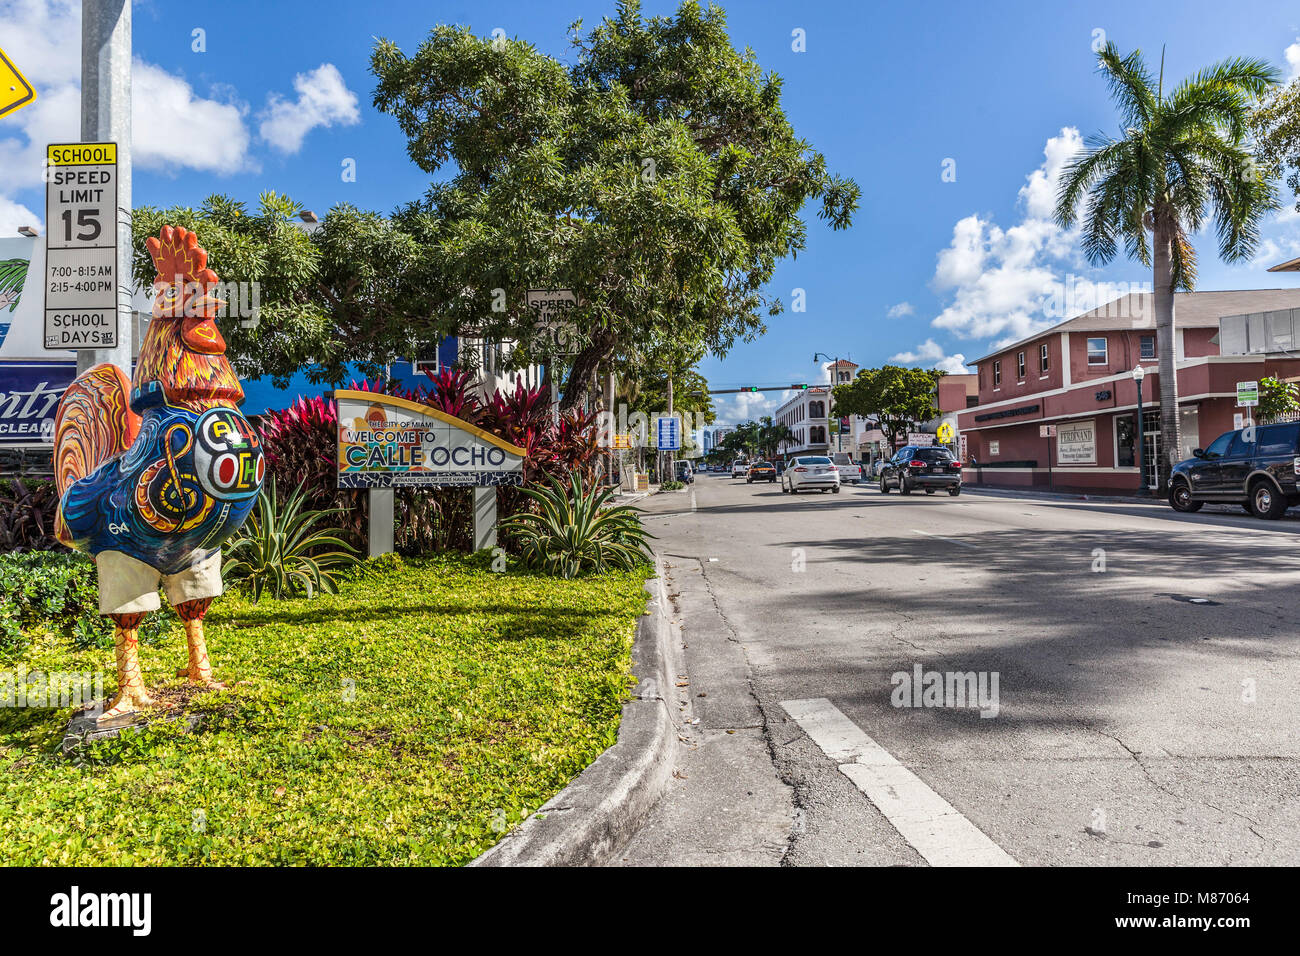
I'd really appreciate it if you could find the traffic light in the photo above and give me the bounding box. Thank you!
[791,383,808,390]
[744,386,759,392]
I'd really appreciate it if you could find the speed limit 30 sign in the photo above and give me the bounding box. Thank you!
[44,142,118,350]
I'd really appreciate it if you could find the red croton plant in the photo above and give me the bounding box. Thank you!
[256,369,602,554]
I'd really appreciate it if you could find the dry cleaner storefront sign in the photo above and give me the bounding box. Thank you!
[335,390,525,488]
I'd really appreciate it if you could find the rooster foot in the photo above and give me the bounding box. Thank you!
[97,691,171,723]
[175,667,228,690]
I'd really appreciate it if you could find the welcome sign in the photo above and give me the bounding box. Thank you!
[335,390,525,488]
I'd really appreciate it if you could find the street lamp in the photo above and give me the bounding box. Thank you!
[1133,364,1148,496]
[813,351,840,453]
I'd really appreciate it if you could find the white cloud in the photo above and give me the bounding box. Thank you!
[0,0,254,229]
[889,338,969,374]
[132,60,252,174]
[258,64,360,154]
[712,389,792,426]
[929,128,1085,345]
[887,301,914,318]
[1286,38,1300,82]
[0,196,40,236]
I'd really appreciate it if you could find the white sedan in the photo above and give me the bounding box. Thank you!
[781,455,841,494]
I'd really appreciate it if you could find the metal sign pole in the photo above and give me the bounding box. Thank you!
[79,0,133,376]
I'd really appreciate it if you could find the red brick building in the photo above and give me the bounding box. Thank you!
[956,289,1300,494]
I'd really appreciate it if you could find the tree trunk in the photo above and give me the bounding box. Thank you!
[1152,213,1181,492]
[559,332,616,411]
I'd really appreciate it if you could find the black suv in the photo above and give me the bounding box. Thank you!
[1169,422,1300,519]
[879,445,963,496]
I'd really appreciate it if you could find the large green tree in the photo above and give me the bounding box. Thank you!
[1055,43,1278,488]
[131,193,437,388]
[832,366,942,447]
[370,0,858,409]
[1252,74,1300,213]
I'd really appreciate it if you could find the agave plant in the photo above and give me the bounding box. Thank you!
[499,473,653,579]
[223,479,361,602]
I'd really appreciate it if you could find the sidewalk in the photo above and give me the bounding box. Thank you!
[962,484,1164,506]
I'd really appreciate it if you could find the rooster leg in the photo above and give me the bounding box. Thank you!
[174,598,226,688]
[100,613,160,720]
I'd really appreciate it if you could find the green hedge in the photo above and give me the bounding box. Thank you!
[0,552,175,657]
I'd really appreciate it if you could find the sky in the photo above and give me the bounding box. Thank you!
[2,0,1300,426]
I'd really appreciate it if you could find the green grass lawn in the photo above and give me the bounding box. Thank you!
[0,554,651,865]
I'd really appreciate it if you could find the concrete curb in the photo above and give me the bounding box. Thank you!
[469,561,675,867]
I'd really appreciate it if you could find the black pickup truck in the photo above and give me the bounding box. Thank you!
[1168,422,1300,519]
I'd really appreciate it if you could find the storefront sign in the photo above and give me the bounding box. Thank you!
[0,360,75,445]
[335,390,525,488]
[1056,419,1096,464]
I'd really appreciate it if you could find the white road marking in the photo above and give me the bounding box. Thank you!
[780,698,1018,867]
[913,529,979,549]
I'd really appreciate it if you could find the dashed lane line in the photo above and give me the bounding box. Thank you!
[913,529,979,549]
[780,697,1018,867]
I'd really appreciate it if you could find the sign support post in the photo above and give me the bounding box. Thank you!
[473,487,497,551]
[368,488,394,558]
[78,0,133,376]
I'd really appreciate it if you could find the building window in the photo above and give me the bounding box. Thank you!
[1087,337,1108,365]
[993,361,1002,386]
[1039,343,1049,373]
[1139,335,1155,360]
[809,401,825,418]
[1017,352,1026,380]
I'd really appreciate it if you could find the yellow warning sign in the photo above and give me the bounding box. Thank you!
[0,47,36,120]
[47,142,117,166]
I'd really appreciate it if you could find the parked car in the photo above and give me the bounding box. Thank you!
[675,461,695,484]
[781,455,841,494]
[731,458,749,478]
[879,445,962,496]
[746,460,777,483]
[831,452,863,484]
[869,459,889,479]
[1169,421,1300,519]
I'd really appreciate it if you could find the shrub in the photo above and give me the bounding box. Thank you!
[0,551,175,656]
[222,480,361,603]
[499,473,653,579]
[0,477,67,554]
[660,480,684,491]
[1259,376,1300,422]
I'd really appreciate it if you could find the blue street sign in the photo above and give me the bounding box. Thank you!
[656,416,681,450]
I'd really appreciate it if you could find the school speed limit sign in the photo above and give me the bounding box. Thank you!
[44,142,118,350]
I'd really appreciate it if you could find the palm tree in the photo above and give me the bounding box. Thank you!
[756,416,794,459]
[1055,43,1278,489]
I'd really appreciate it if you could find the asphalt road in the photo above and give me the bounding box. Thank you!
[611,473,1300,866]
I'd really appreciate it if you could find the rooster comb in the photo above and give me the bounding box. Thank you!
[146,225,218,289]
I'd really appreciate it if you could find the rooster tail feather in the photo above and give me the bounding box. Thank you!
[54,364,141,544]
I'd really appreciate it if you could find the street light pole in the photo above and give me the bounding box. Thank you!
[80,0,134,377]
[813,351,839,454]
[1133,364,1148,496]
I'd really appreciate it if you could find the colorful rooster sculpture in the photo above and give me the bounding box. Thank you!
[54,225,264,721]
